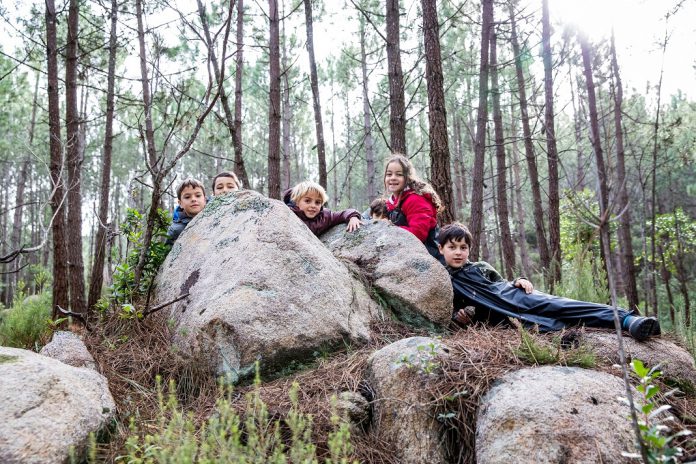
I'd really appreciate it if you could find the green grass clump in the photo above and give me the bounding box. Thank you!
[0,290,52,349]
[515,325,596,368]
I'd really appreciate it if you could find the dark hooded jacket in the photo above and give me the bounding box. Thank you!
[448,260,633,332]
[166,209,193,245]
[282,189,361,236]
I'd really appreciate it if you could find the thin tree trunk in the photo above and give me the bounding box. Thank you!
[421,0,454,224]
[303,0,327,188]
[469,0,493,260]
[542,0,561,287]
[673,215,691,326]
[233,0,249,187]
[453,113,464,215]
[511,111,532,277]
[360,18,376,201]
[579,32,611,281]
[490,28,516,278]
[385,0,407,154]
[88,0,117,310]
[609,29,639,312]
[267,0,281,198]
[569,62,586,191]
[281,15,292,189]
[657,243,675,326]
[46,0,69,317]
[509,1,550,273]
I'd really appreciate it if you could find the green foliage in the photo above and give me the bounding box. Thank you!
[622,360,692,462]
[555,247,610,304]
[121,375,356,463]
[110,208,171,307]
[0,284,52,349]
[396,340,442,375]
[514,325,596,368]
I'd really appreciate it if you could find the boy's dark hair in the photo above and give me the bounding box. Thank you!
[176,178,206,200]
[369,198,388,218]
[212,170,242,190]
[438,222,473,247]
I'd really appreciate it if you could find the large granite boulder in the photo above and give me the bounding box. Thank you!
[321,220,452,329]
[366,336,449,464]
[152,190,381,382]
[476,366,636,463]
[0,346,115,464]
[40,330,97,370]
[582,332,696,391]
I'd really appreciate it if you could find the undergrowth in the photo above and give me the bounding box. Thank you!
[0,281,52,350]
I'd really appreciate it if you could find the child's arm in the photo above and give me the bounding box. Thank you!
[327,208,363,232]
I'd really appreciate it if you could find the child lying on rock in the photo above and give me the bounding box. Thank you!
[438,222,660,341]
[283,180,362,236]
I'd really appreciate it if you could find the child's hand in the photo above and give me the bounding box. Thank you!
[514,278,534,294]
[453,307,475,326]
[346,217,363,232]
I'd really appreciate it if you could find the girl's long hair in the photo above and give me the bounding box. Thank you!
[383,153,443,212]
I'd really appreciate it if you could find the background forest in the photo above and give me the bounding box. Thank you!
[0,0,695,350]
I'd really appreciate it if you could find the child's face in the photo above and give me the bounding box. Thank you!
[438,238,470,268]
[179,186,206,217]
[384,162,406,195]
[297,192,323,219]
[213,176,239,196]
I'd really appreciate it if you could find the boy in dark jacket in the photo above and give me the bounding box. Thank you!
[438,223,660,341]
[283,181,362,236]
[167,178,207,245]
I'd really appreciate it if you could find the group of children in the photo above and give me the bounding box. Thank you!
[167,154,660,342]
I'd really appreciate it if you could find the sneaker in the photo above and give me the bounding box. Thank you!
[628,317,660,341]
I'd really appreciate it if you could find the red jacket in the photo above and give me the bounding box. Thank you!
[283,189,361,236]
[386,189,437,242]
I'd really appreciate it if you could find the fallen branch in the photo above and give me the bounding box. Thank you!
[56,305,91,332]
[0,262,30,275]
[141,292,190,318]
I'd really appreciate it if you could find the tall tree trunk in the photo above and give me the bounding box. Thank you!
[267,0,281,199]
[453,113,464,215]
[657,243,675,325]
[469,0,493,260]
[303,0,327,188]
[88,0,117,310]
[490,29,516,278]
[568,62,586,191]
[136,0,158,178]
[281,14,292,189]
[541,0,561,287]
[421,0,454,224]
[673,216,691,327]
[359,18,376,201]
[508,1,550,273]
[510,107,532,277]
[385,0,407,154]
[46,0,69,317]
[609,29,639,312]
[233,0,249,187]
[579,32,611,281]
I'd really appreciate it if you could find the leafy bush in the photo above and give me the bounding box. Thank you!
[0,286,52,349]
[122,376,356,463]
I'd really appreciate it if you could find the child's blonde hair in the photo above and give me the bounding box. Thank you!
[176,178,206,200]
[290,181,328,205]
[383,154,443,211]
[212,170,242,191]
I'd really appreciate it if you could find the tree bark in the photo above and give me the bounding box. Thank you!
[542,0,561,286]
[385,0,407,154]
[453,113,464,215]
[421,0,454,224]
[609,29,639,312]
[281,14,292,189]
[489,29,516,279]
[267,0,281,199]
[509,2,550,273]
[469,0,492,260]
[46,0,69,317]
[360,18,376,201]
[233,0,249,187]
[88,0,118,311]
[510,107,532,278]
[303,0,328,188]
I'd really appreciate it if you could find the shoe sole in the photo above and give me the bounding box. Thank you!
[630,318,659,341]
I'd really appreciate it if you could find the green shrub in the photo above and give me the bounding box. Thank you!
[121,375,356,463]
[514,325,596,368]
[0,289,52,349]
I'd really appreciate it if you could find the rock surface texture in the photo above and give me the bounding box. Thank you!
[0,346,115,464]
[40,330,97,370]
[152,190,381,381]
[321,220,452,328]
[476,366,636,463]
[367,336,449,464]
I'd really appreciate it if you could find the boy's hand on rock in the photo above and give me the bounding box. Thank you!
[346,217,363,232]
[514,278,534,294]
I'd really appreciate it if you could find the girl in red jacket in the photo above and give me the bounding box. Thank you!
[384,154,442,256]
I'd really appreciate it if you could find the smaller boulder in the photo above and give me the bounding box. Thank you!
[367,336,449,464]
[321,221,453,329]
[335,391,370,433]
[40,330,97,370]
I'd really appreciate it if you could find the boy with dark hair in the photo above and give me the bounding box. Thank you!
[369,198,389,220]
[437,222,660,341]
[212,170,242,195]
[167,178,207,244]
[283,180,362,236]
